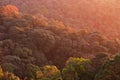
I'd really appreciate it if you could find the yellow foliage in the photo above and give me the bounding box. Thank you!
[0,66,3,78]
[4,72,20,80]
[43,65,60,76]
[36,71,43,79]
[15,26,25,32]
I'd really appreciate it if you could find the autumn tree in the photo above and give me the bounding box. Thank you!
[43,65,62,80]
[0,5,19,18]
[0,66,3,78]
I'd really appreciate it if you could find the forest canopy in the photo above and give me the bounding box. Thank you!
[0,4,120,80]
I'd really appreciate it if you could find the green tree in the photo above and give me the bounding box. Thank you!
[13,47,32,58]
[62,57,93,80]
[26,64,41,80]
[95,54,120,80]
[1,63,17,73]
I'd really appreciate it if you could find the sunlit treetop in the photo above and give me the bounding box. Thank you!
[0,5,19,18]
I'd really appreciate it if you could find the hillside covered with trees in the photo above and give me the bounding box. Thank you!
[0,0,120,38]
[0,4,120,80]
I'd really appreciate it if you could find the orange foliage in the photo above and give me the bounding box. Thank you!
[0,5,19,17]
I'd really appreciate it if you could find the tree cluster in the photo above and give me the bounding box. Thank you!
[0,5,120,80]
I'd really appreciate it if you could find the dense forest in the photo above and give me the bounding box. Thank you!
[0,3,120,80]
[1,0,120,38]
